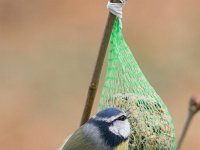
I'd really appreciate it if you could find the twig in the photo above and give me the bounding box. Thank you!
[177,96,200,150]
[80,0,122,126]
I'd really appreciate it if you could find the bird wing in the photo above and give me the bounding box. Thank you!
[61,127,97,150]
[115,140,129,150]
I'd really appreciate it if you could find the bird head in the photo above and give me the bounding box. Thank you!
[83,108,131,149]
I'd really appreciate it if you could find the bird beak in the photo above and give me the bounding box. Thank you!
[125,109,131,119]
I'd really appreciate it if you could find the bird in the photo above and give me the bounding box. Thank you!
[59,107,131,150]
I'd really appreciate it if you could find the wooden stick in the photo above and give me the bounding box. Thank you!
[177,96,200,150]
[80,0,121,126]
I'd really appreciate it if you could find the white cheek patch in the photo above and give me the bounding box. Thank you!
[109,119,130,139]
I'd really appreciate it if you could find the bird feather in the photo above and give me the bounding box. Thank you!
[115,140,129,150]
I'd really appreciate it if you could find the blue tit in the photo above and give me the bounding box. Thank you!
[60,107,131,150]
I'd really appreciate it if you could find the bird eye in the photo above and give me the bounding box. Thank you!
[117,115,127,121]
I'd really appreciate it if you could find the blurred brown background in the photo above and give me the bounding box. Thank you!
[0,0,200,149]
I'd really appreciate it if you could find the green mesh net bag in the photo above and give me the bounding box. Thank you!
[98,19,176,150]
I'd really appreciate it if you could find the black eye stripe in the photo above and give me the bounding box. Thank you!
[113,115,127,122]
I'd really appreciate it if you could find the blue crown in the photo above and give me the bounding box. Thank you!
[96,107,123,118]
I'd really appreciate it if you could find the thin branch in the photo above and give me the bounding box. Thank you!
[80,0,122,126]
[177,96,200,150]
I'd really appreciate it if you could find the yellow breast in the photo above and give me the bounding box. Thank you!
[115,140,129,150]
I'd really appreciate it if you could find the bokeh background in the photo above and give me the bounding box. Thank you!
[0,0,200,149]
